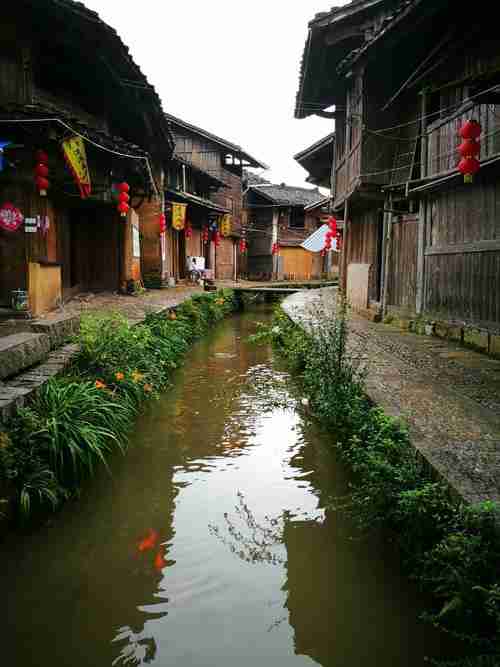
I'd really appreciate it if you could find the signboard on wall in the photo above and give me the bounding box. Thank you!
[133,225,140,258]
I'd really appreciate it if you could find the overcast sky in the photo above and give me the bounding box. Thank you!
[83,0,341,189]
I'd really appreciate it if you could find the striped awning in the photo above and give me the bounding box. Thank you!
[301,224,338,253]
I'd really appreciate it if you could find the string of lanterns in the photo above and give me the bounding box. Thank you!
[271,242,280,255]
[34,150,50,197]
[458,120,481,184]
[117,182,130,217]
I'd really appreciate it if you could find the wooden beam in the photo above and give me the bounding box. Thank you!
[425,239,500,256]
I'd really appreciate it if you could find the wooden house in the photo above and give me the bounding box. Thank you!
[164,113,267,281]
[294,133,335,190]
[243,182,326,280]
[0,0,172,316]
[295,0,500,341]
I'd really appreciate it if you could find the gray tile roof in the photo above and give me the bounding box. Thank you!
[249,184,324,207]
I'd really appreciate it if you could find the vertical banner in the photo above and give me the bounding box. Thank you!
[171,202,187,230]
[220,214,232,237]
[61,136,91,198]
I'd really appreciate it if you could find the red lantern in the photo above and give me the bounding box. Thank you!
[118,202,129,217]
[185,222,192,239]
[117,182,130,217]
[158,213,166,234]
[459,120,481,141]
[212,229,220,247]
[327,216,337,236]
[272,242,280,255]
[458,156,480,183]
[34,150,49,196]
[458,139,480,159]
[202,226,209,243]
[320,249,326,257]
[336,231,343,251]
[239,239,247,254]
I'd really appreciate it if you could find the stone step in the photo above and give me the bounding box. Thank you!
[0,332,51,381]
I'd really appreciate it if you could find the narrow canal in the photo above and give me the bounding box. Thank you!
[2,306,456,666]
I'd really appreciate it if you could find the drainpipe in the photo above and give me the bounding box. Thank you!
[272,207,279,279]
[182,164,187,193]
[381,194,393,318]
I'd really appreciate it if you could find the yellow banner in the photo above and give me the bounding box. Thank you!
[61,136,91,198]
[220,214,232,237]
[172,202,187,230]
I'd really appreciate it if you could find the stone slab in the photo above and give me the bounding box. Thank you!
[0,333,51,381]
[30,314,81,349]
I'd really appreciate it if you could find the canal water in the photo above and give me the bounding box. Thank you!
[2,307,457,666]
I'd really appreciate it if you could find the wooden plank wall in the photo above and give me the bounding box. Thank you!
[281,248,313,281]
[386,216,418,311]
[424,174,500,327]
[347,209,381,301]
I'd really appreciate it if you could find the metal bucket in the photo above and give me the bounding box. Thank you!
[11,289,29,312]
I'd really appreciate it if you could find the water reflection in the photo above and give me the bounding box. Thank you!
[0,307,461,667]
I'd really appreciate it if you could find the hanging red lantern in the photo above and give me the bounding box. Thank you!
[213,229,221,247]
[34,150,49,196]
[458,156,480,183]
[327,216,337,236]
[239,239,247,254]
[202,226,209,243]
[320,249,326,257]
[459,120,481,141]
[458,121,481,183]
[272,242,280,255]
[117,182,130,217]
[158,213,166,234]
[336,230,343,251]
[185,222,192,239]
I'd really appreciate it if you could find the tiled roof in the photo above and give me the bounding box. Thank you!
[249,184,324,207]
[294,134,335,162]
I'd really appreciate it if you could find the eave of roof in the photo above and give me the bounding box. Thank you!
[294,133,335,162]
[165,188,230,214]
[248,184,324,207]
[165,112,267,169]
[30,0,174,153]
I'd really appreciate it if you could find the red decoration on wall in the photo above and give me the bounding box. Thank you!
[34,150,49,196]
[458,121,481,183]
[158,213,166,234]
[202,226,209,243]
[239,239,247,254]
[212,229,221,247]
[0,202,24,232]
[117,182,130,217]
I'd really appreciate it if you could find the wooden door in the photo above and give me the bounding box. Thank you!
[0,228,26,306]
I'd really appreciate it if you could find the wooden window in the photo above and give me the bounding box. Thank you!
[289,208,305,229]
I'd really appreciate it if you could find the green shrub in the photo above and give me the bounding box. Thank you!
[10,379,134,486]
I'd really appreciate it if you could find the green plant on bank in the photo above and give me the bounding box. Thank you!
[0,290,236,521]
[259,294,500,664]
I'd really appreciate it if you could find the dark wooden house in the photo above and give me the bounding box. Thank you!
[294,133,335,190]
[164,113,267,281]
[295,0,500,344]
[0,0,172,316]
[243,182,326,280]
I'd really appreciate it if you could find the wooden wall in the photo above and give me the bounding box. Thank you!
[386,215,418,311]
[424,173,500,327]
[346,209,381,302]
[281,247,314,281]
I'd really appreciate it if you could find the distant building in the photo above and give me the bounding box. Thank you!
[243,182,328,280]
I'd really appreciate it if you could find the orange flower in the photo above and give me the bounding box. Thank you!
[115,372,125,381]
[168,311,177,320]
[95,380,106,390]
[143,383,153,393]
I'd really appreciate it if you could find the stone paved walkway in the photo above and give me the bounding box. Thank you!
[283,288,500,504]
